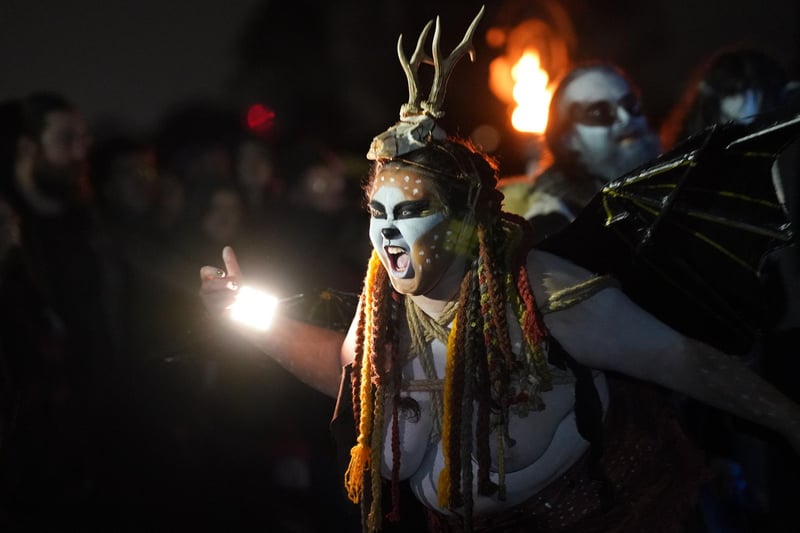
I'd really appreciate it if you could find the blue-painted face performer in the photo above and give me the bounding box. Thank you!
[500,63,663,243]
[199,6,800,532]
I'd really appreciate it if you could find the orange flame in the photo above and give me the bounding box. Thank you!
[510,50,553,134]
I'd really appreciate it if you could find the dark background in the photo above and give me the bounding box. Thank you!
[2,0,798,173]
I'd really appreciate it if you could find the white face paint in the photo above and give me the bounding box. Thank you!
[367,168,472,296]
[720,89,763,124]
[557,69,661,182]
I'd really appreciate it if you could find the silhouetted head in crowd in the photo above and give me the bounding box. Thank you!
[90,136,158,224]
[155,101,240,186]
[235,133,283,210]
[152,102,242,237]
[8,92,93,212]
[545,63,661,182]
[0,196,21,264]
[284,139,351,215]
[199,182,246,246]
[661,48,791,149]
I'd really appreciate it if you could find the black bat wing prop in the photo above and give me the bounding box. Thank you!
[539,114,800,354]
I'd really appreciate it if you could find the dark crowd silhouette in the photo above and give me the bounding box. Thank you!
[0,93,370,531]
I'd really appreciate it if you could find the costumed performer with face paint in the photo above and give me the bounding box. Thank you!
[500,63,662,244]
[199,7,800,533]
[660,47,793,150]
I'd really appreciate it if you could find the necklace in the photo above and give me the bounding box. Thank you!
[403,297,458,437]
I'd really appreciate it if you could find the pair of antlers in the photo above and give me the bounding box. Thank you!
[398,5,485,119]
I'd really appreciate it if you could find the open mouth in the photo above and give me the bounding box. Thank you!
[385,245,410,274]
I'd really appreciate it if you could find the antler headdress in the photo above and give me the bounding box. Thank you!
[366,5,485,160]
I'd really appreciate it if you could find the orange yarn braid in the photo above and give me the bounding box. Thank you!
[344,251,383,504]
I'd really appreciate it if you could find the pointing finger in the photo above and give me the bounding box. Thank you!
[222,246,242,279]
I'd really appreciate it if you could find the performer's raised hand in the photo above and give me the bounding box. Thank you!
[199,245,241,317]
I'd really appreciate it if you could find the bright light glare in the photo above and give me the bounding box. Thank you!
[510,50,552,134]
[229,286,279,331]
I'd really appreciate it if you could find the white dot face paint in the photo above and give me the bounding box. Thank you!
[367,167,469,295]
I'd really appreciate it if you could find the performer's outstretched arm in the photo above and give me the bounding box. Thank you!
[199,246,352,398]
[533,249,800,453]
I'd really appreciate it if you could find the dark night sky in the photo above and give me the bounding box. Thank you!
[1,0,798,169]
[0,0,262,132]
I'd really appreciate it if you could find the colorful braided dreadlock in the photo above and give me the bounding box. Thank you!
[345,138,553,532]
[344,6,553,531]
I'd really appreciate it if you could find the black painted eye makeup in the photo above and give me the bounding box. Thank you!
[396,200,432,219]
[368,201,386,218]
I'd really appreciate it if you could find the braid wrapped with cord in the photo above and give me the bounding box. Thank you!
[347,138,553,532]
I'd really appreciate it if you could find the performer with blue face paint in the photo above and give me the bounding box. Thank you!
[549,65,660,182]
[661,48,793,150]
[199,8,800,533]
[501,63,661,243]
[366,160,481,299]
